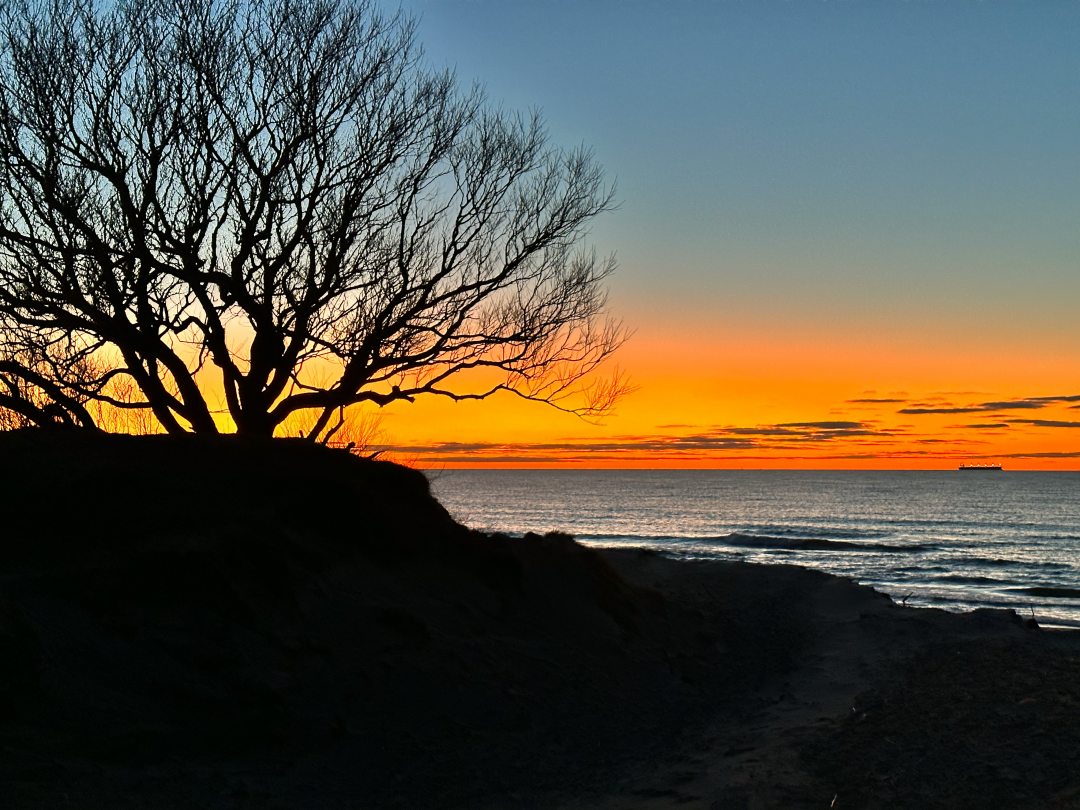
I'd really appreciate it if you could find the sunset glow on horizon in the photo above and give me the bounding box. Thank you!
[374,344,1080,470]
[371,1,1080,470]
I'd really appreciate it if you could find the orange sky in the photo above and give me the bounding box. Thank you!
[371,317,1080,470]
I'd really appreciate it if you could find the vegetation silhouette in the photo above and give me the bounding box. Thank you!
[0,0,626,440]
[0,430,742,807]
[1,424,1079,808]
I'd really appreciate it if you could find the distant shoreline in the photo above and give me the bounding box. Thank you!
[418,465,1080,472]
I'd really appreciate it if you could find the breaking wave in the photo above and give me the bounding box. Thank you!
[579,532,935,553]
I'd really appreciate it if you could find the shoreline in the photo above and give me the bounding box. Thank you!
[572,549,1080,808]
[430,467,1080,631]
[584,544,1080,633]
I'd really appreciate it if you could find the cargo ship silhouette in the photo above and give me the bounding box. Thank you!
[958,463,1003,471]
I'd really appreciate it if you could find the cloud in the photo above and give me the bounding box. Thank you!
[721,424,881,438]
[979,400,1047,410]
[387,435,761,456]
[900,394,1080,415]
[384,401,1080,465]
[847,398,907,404]
[714,421,891,443]
[1005,451,1080,459]
[725,427,807,436]
[411,448,971,464]
[1006,419,1080,429]
[384,418,910,461]
[899,406,986,414]
[778,421,865,429]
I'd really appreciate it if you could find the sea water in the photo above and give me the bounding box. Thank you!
[427,470,1080,627]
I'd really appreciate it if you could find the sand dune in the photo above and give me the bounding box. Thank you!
[0,432,1077,808]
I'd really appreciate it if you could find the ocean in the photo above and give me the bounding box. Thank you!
[427,470,1080,628]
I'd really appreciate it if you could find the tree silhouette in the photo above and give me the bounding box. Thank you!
[0,0,626,439]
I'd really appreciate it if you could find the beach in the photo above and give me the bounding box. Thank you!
[579,552,1080,809]
[1,433,1079,808]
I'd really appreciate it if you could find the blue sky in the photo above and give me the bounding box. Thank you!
[395,1,1080,339]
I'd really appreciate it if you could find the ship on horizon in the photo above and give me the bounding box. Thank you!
[958,463,1004,471]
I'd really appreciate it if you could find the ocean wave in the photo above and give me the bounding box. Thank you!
[931,574,1011,586]
[578,532,932,552]
[1010,586,1080,599]
[665,533,931,553]
[741,525,892,540]
[577,526,895,543]
[911,592,1000,606]
[892,564,950,574]
[948,557,1068,571]
[713,533,936,553]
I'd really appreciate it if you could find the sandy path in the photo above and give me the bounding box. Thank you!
[566,553,1044,810]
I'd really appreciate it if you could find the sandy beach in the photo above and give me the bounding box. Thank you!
[1,433,1078,808]
[578,552,1080,809]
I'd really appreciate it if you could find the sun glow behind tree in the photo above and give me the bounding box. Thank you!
[0,0,626,440]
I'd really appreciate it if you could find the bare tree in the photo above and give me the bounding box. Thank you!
[0,0,626,439]
[0,318,103,428]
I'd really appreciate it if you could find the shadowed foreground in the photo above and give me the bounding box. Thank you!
[0,432,1078,808]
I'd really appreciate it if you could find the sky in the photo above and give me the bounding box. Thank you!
[372,0,1080,469]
